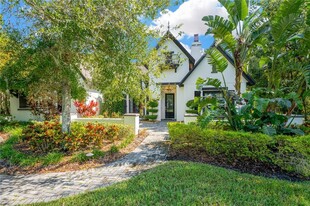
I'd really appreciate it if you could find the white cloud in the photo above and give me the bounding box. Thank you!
[151,0,228,39]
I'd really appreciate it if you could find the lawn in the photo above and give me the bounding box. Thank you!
[32,161,310,206]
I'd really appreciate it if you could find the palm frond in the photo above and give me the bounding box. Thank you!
[206,47,228,73]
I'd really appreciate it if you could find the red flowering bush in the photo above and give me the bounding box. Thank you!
[74,100,98,117]
[22,121,132,153]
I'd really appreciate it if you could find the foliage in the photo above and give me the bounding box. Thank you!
[22,121,66,153]
[22,121,133,153]
[0,121,133,168]
[249,0,309,120]
[27,83,63,120]
[202,0,268,95]
[74,100,99,117]
[146,100,158,121]
[168,122,310,177]
[196,48,305,135]
[1,0,177,133]
[34,162,310,206]
[185,99,198,114]
[42,152,63,166]
[101,94,125,117]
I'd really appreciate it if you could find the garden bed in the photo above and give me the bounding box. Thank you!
[168,122,310,181]
[0,122,148,175]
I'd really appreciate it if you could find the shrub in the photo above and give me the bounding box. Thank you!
[185,109,198,114]
[22,121,65,153]
[148,101,158,108]
[146,115,158,120]
[74,100,99,117]
[168,122,310,177]
[22,121,133,153]
[147,109,158,113]
[146,100,158,121]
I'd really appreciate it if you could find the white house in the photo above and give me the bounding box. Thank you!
[151,31,255,121]
[9,71,103,122]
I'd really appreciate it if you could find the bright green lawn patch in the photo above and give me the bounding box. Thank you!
[32,161,310,206]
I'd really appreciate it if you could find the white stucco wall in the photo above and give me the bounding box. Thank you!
[177,59,247,121]
[149,37,249,122]
[9,96,43,122]
[154,39,190,84]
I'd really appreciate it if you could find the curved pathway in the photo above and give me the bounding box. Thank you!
[0,122,169,205]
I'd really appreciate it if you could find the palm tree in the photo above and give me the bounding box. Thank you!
[202,0,267,96]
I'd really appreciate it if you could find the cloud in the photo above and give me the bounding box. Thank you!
[151,0,228,39]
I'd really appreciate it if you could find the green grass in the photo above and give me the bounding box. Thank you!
[0,123,63,167]
[42,152,64,166]
[0,125,40,167]
[32,161,310,206]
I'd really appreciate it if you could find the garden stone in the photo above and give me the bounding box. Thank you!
[0,121,169,206]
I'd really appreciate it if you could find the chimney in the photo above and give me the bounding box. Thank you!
[194,34,199,42]
[191,34,202,63]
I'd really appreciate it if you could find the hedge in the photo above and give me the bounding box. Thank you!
[168,122,310,177]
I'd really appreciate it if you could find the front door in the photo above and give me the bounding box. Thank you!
[165,93,175,119]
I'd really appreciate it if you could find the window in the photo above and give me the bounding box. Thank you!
[194,91,201,97]
[160,51,180,72]
[19,95,30,109]
[202,90,223,99]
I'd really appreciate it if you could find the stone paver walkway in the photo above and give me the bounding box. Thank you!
[0,121,169,205]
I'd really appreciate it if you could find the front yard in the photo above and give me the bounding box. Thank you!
[33,161,310,206]
[0,121,146,174]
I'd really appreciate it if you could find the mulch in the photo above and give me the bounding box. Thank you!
[0,130,149,175]
[0,133,9,144]
[167,147,309,181]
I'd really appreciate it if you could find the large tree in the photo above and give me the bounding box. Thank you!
[1,0,176,132]
[202,0,267,96]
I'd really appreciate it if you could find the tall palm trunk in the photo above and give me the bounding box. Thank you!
[234,49,243,96]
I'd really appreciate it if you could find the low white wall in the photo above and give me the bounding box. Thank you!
[71,113,140,135]
[184,114,198,124]
[287,115,305,126]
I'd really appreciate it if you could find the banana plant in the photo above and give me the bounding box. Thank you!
[202,0,268,96]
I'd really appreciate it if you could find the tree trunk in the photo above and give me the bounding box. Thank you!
[0,92,10,115]
[234,49,243,97]
[61,82,71,133]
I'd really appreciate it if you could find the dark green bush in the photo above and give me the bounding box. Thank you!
[146,100,158,121]
[148,101,158,108]
[168,122,310,177]
[147,109,158,113]
[185,109,198,114]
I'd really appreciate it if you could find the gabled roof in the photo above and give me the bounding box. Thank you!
[156,31,195,65]
[215,45,255,86]
[179,43,255,86]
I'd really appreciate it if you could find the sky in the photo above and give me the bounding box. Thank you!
[1,0,229,52]
[151,0,229,52]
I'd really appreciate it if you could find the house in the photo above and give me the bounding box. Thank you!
[9,70,103,122]
[151,31,255,121]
